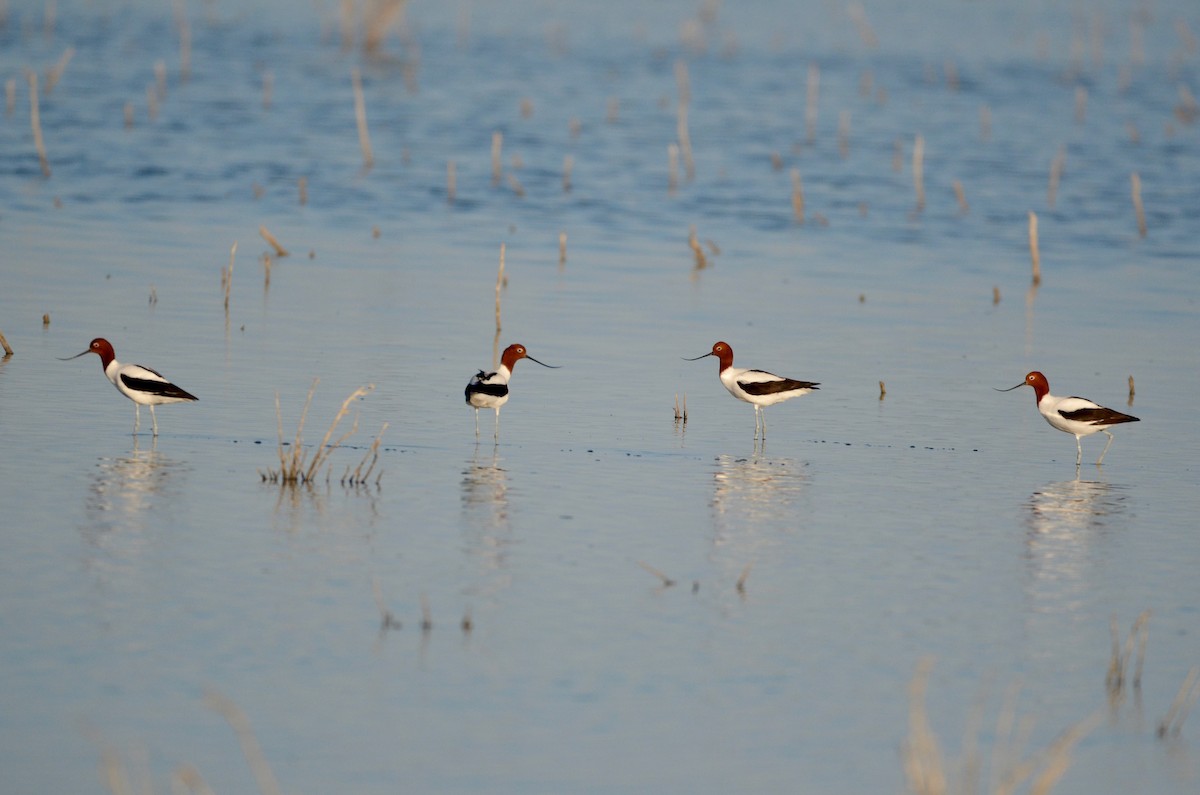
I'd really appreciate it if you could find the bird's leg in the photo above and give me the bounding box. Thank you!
[1075,436,1083,466]
[494,408,501,441]
[133,405,140,434]
[1097,430,1115,465]
[760,407,767,439]
[474,408,480,437]
[150,405,159,436]
[752,406,761,439]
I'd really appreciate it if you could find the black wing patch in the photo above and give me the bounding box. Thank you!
[738,378,819,396]
[1059,406,1139,426]
[465,372,508,403]
[120,374,198,401]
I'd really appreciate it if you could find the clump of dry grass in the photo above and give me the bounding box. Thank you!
[260,380,378,486]
[1158,667,1200,738]
[903,658,1101,795]
[1106,610,1150,704]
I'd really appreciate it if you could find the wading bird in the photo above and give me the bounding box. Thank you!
[997,371,1138,466]
[685,341,818,439]
[62,338,198,436]
[465,343,558,440]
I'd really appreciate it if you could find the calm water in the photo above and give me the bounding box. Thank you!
[2,1,1199,792]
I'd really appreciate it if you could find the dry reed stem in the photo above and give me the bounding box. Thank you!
[879,380,886,400]
[953,180,969,214]
[204,689,284,795]
[1028,211,1041,286]
[261,69,273,109]
[790,168,805,224]
[674,59,690,105]
[1047,147,1065,207]
[667,143,679,193]
[351,68,373,170]
[980,104,992,141]
[805,63,819,143]
[178,13,191,82]
[1158,666,1200,738]
[372,575,401,631]
[0,330,13,356]
[677,102,694,181]
[506,172,525,197]
[223,241,236,310]
[298,176,307,205]
[491,131,502,185]
[562,154,573,192]
[258,225,288,257]
[1127,375,1135,405]
[912,134,925,212]
[446,160,456,203]
[44,46,74,93]
[847,2,878,47]
[25,71,50,177]
[638,561,675,587]
[1130,172,1146,237]
[993,286,1001,305]
[420,592,433,631]
[146,83,159,121]
[495,243,506,332]
[688,225,707,270]
[150,60,166,103]
[558,231,567,267]
[736,563,753,594]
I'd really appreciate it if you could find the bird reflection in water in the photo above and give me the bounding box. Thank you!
[460,446,514,599]
[83,438,189,575]
[1023,477,1129,613]
[710,446,809,587]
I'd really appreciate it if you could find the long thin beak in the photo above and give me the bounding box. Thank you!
[525,355,560,369]
[682,352,714,361]
[994,383,1026,392]
[59,350,92,361]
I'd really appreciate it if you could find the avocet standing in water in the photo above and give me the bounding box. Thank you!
[685,341,819,438]
[465,343,558,439]
[997,371,1138,466]
[62,337,198,436]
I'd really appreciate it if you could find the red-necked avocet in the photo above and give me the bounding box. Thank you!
[997,371,1139,466]
[62,338,198,436]
[465,343,558,439]
[685,341,819,438]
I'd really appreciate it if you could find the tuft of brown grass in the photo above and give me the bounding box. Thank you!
[903,659,1101,795]
[261,380,377,486]
[1158,666,1200,738]
[204,689,284,795]
[1106,610,1151,703]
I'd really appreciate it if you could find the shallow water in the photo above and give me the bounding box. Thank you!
[2,1,1199,793]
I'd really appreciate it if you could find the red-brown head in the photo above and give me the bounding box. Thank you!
[996,370,1049,402]
[61,338,116,369]
[500,343,558,372]
[684,341,734,371]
